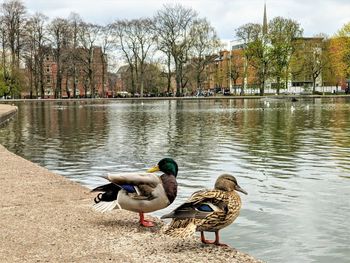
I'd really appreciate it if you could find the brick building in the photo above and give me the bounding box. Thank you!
[37,46,109,99]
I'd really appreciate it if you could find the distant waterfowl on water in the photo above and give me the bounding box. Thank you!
[161,174,247,246]
[92,158,178,227]
[263,100,270,107]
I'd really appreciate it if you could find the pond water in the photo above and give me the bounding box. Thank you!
[0,98,349,262]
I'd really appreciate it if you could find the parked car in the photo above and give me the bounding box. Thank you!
[116,91,131,98]
[223,89,231,96]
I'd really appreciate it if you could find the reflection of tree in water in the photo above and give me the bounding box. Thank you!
[164,100,246,183]
[0,102,26,155]
[0,101,109,168]
[2,98,350,181]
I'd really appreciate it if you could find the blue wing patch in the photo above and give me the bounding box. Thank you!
[121,184,136,193]
[197,204,214,212]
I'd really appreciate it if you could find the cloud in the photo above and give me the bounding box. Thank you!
[22,0,350,38]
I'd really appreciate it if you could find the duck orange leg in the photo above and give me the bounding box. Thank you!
[200,231,228,246]
[200,231,215,244]
[213,231,228,247]
[139,212,155,227]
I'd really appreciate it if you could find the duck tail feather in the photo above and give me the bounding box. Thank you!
[91,183,122,212]
[92,200,121,213]
[92,183,121,203]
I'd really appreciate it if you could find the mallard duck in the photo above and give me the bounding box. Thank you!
[92,158,178,227]
[161,174,247,246]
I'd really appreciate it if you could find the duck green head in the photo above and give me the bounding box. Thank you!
[214,174,247,195]
[147,158,178,177]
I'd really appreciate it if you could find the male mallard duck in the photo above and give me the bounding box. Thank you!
[161,174,247,246]
[92,158,178,227]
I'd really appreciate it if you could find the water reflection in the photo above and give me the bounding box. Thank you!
[0,98,350,263]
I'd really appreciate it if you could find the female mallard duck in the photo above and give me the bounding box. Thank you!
[161,174,247,246]
[92,158,178,227]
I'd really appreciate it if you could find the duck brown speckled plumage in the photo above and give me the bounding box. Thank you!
[161,174,247,246]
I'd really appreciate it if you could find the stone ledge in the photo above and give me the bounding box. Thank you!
[0,104,18,127]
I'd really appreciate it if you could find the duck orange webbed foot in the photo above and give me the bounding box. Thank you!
[139,212,155,227]
[140,219,155,227]
[201,231,229,247]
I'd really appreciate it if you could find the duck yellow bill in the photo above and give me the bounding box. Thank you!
[147,165,160,173]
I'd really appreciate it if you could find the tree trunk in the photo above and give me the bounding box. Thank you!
[196,71,201,91]
[66,72,70,98]
[167,53,171,93]
[101,53,106,98]
[313,79,316,94]
[140,64,145,97]
[129,66,135,93]
[73,66,77,98]
[260,80,265,96]
[39,56,45,99]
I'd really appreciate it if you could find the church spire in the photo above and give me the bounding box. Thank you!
[263,2,268,35]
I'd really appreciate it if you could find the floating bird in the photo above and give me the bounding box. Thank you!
[291,105,295,112]
[306,104,310,111]
[161,174,247,246]
[92,158,178,227]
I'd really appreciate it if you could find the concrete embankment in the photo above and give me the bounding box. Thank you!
[0,104,17,127]
[0,105,263,263]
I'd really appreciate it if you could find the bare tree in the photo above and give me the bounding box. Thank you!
[24,13,48,98]
[154,4,198,96]
[112,20,137,94]
[78,22,101,97]
[67,12,82,98]
[188,18,221,91]
[1,0,26,69]
[126,18,156,97]
[98,23,114,97]
[48,18,71,98]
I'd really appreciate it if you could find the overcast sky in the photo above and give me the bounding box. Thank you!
[22,0,350,43]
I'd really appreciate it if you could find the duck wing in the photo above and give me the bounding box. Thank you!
[161,190,227,220]
[92,173,161,212]
[106,172,163,201]
[105,172,160,188]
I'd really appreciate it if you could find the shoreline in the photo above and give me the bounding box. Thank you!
[0,104,17,127]
[1,94,350,103]
[0,105,264,263]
